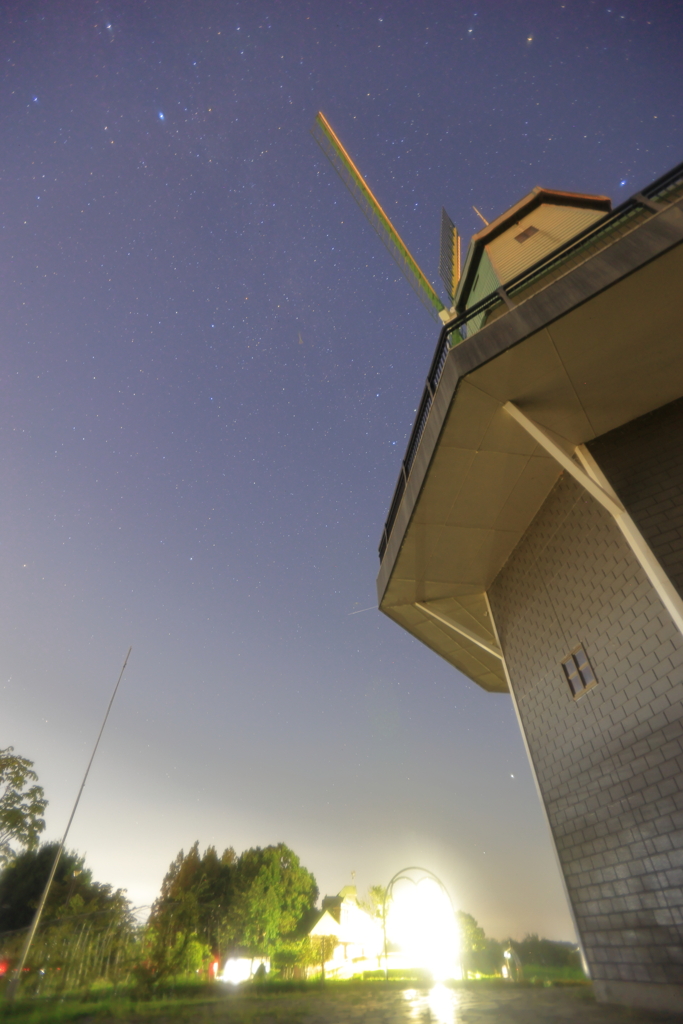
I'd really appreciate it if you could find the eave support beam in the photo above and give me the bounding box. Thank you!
[415,601,503,660]
[503,401,683,637]
[503,402,623,516]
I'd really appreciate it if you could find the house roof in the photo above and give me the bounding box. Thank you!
[308,908,342,937]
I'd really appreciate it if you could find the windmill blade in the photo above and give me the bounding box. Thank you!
[312,112,445,321]
[439,208,461,304]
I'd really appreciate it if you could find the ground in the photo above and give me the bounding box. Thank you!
[3,982,683,1024]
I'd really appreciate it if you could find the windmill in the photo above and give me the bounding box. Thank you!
[311,112,460,323]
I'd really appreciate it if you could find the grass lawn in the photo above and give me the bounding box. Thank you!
[0,977,599,1024]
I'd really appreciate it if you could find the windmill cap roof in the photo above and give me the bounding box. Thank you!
[473,186,612,245]
[456,187,612,312]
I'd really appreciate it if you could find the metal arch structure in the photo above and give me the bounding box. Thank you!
[311,112,446,322]
[380,865,456,980]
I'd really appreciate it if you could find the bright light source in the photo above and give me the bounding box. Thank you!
[221,958,251,984]
[220,957,269,984]
[387,877,460,981]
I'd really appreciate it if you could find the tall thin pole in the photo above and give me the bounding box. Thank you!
[6,647,132,1003]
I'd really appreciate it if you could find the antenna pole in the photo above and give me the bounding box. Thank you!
[6,647,132,1003]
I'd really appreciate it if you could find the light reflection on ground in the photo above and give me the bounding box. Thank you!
[404,984,461,1024]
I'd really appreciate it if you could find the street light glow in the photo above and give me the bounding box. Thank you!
[386,876,460,981]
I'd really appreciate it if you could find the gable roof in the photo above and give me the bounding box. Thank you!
[455,187,611,313]
[308,908,342,937]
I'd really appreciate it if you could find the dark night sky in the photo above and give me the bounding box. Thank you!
[2,0,681,940]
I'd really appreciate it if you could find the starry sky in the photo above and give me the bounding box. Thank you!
[2,0,682,942]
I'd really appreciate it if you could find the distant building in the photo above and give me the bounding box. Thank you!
[377,164,683,1013]
[308,885,383,977]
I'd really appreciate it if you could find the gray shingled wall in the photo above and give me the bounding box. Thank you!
[589,396,683,600]
[488,471,683,988]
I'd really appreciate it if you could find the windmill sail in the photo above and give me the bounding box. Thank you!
[312,111,445,321]
[439,208,461,303]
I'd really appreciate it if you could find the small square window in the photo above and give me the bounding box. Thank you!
[561,645,597,699]
[515,225,539,243]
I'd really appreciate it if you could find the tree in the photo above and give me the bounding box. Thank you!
[514,934,582,970]
[0,844,134,993]
[0,843,130,934]
[296,934,338,979]
[232,843,319,958]
[0,747,47,867]
[149,842,237,962]
[457,911,486,956]
[457,911,501,977]
[360,884,387,919]
[147,841,317,979]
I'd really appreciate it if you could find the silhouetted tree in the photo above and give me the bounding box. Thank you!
[513,934,582,970]
[0,844,134,993]
[0,844,129,934]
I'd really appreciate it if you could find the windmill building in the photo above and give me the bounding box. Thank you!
[312,116,683,1013]
[375,164,683,1013]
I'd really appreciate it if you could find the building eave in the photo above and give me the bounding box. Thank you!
[377,196,683,692]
